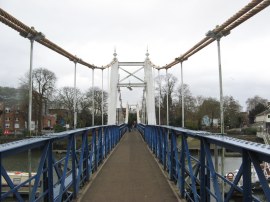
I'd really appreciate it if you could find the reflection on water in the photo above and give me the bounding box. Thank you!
[2,150,41,172]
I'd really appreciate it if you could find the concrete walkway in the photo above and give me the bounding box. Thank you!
[79,131,179,202]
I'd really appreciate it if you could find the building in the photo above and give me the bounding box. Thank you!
[255,109,270,144]
[201,115,219,128]
[0,102,56,135]
[0,102,26,135]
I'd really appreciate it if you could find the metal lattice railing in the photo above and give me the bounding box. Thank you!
[0,124,127,202]
[138,124,270,202]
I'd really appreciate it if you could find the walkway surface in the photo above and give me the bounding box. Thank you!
[79,131,179,202]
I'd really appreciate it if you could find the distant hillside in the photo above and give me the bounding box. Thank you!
[0,86,21,105]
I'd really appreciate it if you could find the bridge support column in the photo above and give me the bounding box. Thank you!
[125,103,129,124]
[144,56,156,125]
[108,57,118,124]
[136,104,141,123]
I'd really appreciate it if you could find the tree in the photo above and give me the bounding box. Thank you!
[174,84,197,128]
[246,96,268,124]
[248,103,268,124]
[197,97,220,129]
[83,87,108,126]
[223,96,242,128]
[246,95,268,112]
[21,68,56,133]
[155,73,177,125]
[33,68,56,132]
[53,86,83,128]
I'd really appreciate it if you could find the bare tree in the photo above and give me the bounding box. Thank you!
[155,73,177,125]
[54,86,83,127]
[33,68,56,132]
[21,68,56,133]
[246,95,268,112]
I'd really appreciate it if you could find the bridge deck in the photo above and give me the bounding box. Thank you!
[79,131,179,202]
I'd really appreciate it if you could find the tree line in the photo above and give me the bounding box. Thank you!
[1,68,268,134]
[155,73,269,131]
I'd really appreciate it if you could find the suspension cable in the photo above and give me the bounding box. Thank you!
[0,8,104,69]
[162,0,270,69]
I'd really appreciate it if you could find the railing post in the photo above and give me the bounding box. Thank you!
[180,134,185,198]
[71,134,77,199]
[199,138,206,202]
[104,127,108,157]
[85,131,90,181]
[158,127,162,162]
[92,128,98,171]
[48,141,54,201]
[169,129,174,180]
[163,128,167,171]
[242,150,252,201]
[98,128,103,164]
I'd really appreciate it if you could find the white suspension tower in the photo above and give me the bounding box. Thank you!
[107,49,156,125]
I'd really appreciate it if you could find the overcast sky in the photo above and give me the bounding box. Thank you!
[1,0,270,110]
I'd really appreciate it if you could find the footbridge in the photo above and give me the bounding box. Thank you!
[1,125,270,201]
[1,1,270,201]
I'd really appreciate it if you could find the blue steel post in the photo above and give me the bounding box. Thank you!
[151,126,153,151]
[71,134,77,199]
[183,135,199,202]
[88,136,93,178]
[48,141,54,201]
[169,129,174,180]
[0,153,2,198]
[92,128,97,171]
[199,138,206,202]
[58,135,73,201]
[158,127,162,162]
[104,127,108,157]
[30,143,49,201]
[242,150,252,201]
[0,152,2,188]
[180,134,185,198]
[76,131,88,194]
[249,152,270,201]
[173,131,180,186]
[85,131,90,181]
[204,140,222,201]
[153,126,157,155]
[110,127,113,149]
[172,130,178,182]
[98,128,102,164]
[163,128,167,171]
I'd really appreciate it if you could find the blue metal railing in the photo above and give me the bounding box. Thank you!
[138,124,270,202]
[0,124,127,202]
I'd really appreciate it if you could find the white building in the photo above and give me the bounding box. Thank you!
[255,109,270,144]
